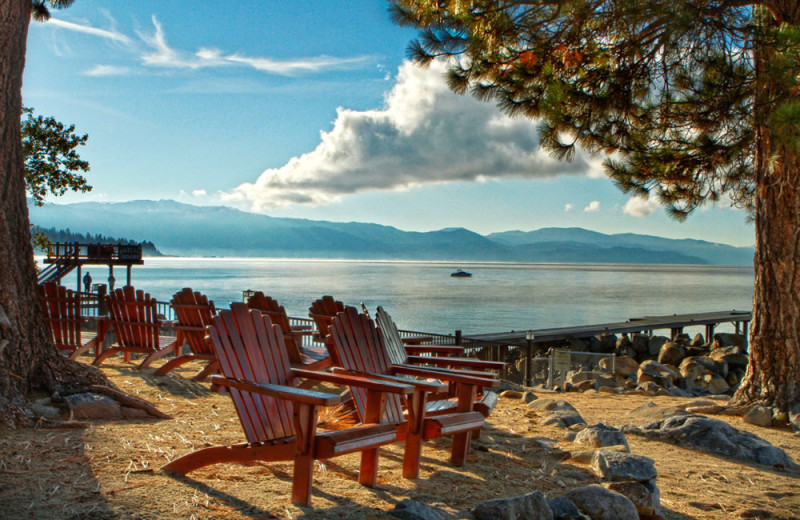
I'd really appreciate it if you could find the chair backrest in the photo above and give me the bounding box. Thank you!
[374,306,409,366]
[39,282,83,351]
[308,295,345,339]
[246,292,302,364]
[210,303,295,444]
[328,306,404,424]
[106,286,162,350]
[171,288,216,355]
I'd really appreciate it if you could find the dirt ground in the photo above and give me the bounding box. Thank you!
[1,357,799,520]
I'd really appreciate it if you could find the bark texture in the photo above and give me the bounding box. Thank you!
[733,4,800,410]
[0,0,109,428]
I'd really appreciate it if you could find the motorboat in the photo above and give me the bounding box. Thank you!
[450,269,472,277]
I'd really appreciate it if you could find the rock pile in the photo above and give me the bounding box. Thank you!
[554,331,749,397]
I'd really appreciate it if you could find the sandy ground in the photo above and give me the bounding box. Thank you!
[1,357,799,520]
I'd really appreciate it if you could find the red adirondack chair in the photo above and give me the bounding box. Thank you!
[38,282,108,360]
[93,286,178,368]
[154,288,219,380]
[247,292,330,371]
[373,305,503,419]
[328,306,499,479]
[162,303,413,506]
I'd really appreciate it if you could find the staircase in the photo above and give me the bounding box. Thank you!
[38,249,79,284]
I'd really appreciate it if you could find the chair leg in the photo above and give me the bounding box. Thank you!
[451,383,478,466]
[139,342,177,369]
[359,448,379,487]
[291,403,318,506]
[192,360,220,381]
[402,391,427,479]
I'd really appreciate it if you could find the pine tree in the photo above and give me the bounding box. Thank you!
[391,0,800,409]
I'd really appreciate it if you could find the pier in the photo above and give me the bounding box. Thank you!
[463,310,752,386]
[39,242,144,292]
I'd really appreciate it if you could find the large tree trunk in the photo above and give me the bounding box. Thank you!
[733,4,800,410]
[0,0,110,428]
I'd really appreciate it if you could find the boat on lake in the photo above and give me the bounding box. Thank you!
[451,269,472,278]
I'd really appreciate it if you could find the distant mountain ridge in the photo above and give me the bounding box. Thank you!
[28,200,754,265]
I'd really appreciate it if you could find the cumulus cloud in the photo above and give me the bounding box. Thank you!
[192,189,207,197]
[84,64,129,76]
[564,203,574,212]
[623,195,661,217]
[584,201,601,212]
[225,60,600,210]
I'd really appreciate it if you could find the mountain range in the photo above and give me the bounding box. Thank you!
[28,199,754,265]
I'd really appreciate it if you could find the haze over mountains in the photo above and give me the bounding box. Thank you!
[29,200,754,265]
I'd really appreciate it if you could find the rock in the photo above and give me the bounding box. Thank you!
[569,339,589,352]
[712,333,746,349]
[31,403,61,419]
[677,399,718,409]
[472,491,554,520]
[636,382,660,395]
[665,387,692,398]
[658,341,686,366]
[685,405,725,415]
[523,391,538,403]
[574,424,629,450]
[529,399,578,412]
[564,485,639,520]
[388,499,448,520]
[547,497,589,520]
[573,380,596,393]
[622,412,795,468]
[789,404,800,432]
[640,360,680,382]
[606,480,663,517]
[591,450,658,482]
[743,406,773,427]
[595,334,617,354]
[65,393,122,420]
[706,375,731,395]
[611,356,639,377]
[121,406,150,419]
[621,402,689,424]
[595,375,618,389]
[570,444,629,464]
[648,336,670,357]
[500,390,524,399]
[540,409,587,428]
[691,333,705,347]
[631,334,650,353]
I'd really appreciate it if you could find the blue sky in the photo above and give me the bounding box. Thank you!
[23,0,755,247]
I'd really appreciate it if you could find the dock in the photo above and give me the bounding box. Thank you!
[39,242,144,292]
[463,310,752,386]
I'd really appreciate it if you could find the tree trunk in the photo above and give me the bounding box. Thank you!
[733,5,800,410]
[0,0,110,428]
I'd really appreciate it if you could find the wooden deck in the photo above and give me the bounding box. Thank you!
[463,310,752,386]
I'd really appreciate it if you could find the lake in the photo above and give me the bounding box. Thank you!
[74,257,754,336]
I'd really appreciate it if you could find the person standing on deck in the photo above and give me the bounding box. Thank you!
[83,272,92,293]
[108,273,115,291]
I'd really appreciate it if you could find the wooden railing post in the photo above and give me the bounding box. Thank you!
[97,284,108,316]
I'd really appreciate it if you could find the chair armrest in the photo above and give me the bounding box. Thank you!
[291,368,414,395]
[399,335,433,345]
[174,325,207,333]
[331,368,448,394]
[404,345,464,355]
[210,375,342,406]
[410,364,499,379]
[391,364,500,387]
[406,355,505,372]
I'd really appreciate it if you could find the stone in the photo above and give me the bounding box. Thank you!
[595,334,617,354]
[648,336,670,357]
[573,380,596,393]
[791,404,800,433]
[639,360,680,382]
[706,375,731,395]
[631,334,650,353]
[743,406,773,427]
[546,497,589,520]
[621,401,689,423]
[665,387,692,398]
[500,390,524,399]
[523,391,538,403]
[712,333,746,349]
[121,406,150,419]
[574,423,629,450]
[529,399,578,412]
[612,355,639,377]
[31,403,61,419]
[622,412,795,468]
[691,333,705,347]
[606,480,663,517]
[685,404,725,415]
[472,491,554,520]
[569,339,589,352]
[65,393,122,420]
[658,341,686,366]
[388,499,448,520]
[636,382,660,395]
[570,444,629,464]
[591,450,658,482]
[540,409,587,428]
[564,485,639,520]
[595,375,618,389]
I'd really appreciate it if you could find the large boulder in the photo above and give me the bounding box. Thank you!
[591,450,658,482]
[630,334,650,354]
[606,480,663,517]
[387,499,448,520]
[574,424,629,450]
[712,333,746,350]
[647,336,670,357]
[658,341,687,366]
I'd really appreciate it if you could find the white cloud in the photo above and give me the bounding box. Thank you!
[84,64,129,76]
[47,17,132,44]
[192,189,207,197]
[623,195,661,217]
[139,17,374,75]
[564,203,574,212]
[224,60,598,210]
[584,201,601,212]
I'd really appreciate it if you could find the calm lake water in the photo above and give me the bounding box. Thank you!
[73,258,754,336]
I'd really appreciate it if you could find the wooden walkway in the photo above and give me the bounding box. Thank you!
[463,310,752,386]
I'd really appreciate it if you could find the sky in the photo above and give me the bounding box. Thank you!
[23,0,755,247]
